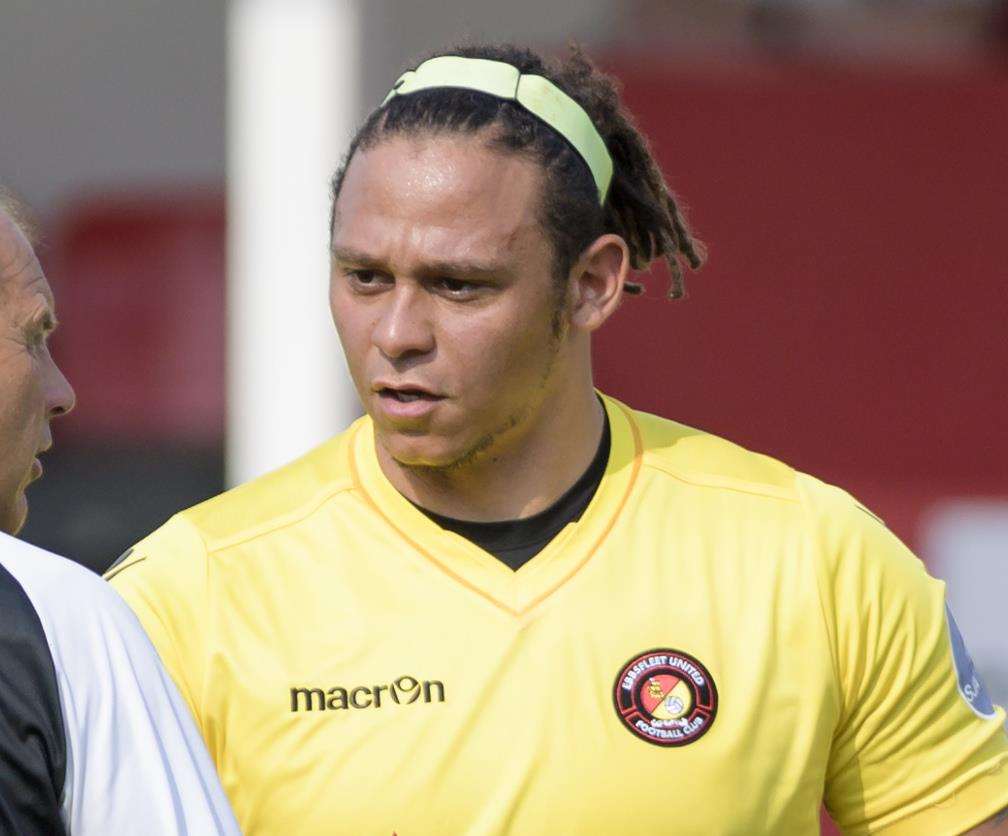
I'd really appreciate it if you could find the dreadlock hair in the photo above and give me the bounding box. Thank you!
[331,43,704,299]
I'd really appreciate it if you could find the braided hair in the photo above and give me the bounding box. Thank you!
[331,43,704,299]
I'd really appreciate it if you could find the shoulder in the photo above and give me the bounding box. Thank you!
[174,422,359,551]
[109,422,362,579]
[0,549,241,835]
[795,472,934,595]
[619,400,799,502]
[615,398,919,574]
[0,535,166,680]
[0,534,175,727]
[1,533,131,630]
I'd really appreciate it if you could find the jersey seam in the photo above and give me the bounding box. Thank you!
[170,515,215,743]
[795,475,848,728]
[860,751,1008,834]
[103,552,146,581]
[640,458,800,503]
[197,480,356,555]
[520,399,643,614]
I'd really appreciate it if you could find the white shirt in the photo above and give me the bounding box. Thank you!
[0,533,239,835]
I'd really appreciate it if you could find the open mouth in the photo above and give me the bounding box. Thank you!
[379,387,441,403]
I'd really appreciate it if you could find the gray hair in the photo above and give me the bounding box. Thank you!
[0,186,40,246]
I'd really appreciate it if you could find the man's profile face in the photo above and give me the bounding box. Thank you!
[0,211,75,534]
[330,133,571,470]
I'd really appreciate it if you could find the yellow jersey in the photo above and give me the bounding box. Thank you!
[108,394,1008,835]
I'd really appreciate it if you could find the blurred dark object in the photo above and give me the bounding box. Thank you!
[622,0,1003,60]
[748,2,809,56]
[991,0,1008,48]
[20,443,223,574]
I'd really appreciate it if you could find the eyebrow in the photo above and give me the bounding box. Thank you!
[330,246,509,281]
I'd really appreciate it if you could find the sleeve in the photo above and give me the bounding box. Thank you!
[53,562,240,835]
[0,564,67,835]
[804,477,1008,835]
[104,515,211,732]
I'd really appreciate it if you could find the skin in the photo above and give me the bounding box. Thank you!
[330,132,629,521]
[0,210,75,535]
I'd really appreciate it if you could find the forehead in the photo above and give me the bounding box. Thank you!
[332,134,545,261]
[0,210,53,309]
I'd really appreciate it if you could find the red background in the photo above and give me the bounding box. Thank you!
[594,57,1008,550]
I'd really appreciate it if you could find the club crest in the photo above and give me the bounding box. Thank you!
[613,648,718,747]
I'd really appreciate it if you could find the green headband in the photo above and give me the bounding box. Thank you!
[382,56,613,204]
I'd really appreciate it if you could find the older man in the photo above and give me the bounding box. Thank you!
[0,191,238,834]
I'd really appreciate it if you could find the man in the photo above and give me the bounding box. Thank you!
[109,45,1008,834]
[0,191,239,834]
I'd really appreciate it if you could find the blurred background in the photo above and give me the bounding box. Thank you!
[2,2,1005,826]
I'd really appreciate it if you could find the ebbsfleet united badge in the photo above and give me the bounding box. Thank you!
[613,648,718,747]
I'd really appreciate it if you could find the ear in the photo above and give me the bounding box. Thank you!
[568,234,631,333]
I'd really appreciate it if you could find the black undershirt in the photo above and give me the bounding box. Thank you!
[416,410,611,571]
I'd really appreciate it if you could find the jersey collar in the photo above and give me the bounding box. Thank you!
[349,393,643,618]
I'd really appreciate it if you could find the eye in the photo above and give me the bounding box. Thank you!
[434,277,479,298]
[346,269,391,293]
[26,313,55,350]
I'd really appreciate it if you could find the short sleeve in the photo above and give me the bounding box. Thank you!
[804,477,1008,834]
[105,515,211,731]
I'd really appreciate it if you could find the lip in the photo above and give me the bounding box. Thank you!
[29,458,43,483]
[372,380,441,397]
[372,382,445,421]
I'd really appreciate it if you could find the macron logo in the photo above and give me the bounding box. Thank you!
[290,675,445,712]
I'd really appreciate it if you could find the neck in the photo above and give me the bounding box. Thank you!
[375,378,605,523]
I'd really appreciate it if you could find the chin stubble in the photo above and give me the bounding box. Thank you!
[392,295,570,477]
[405,313,568,476]
[402,405,529,476]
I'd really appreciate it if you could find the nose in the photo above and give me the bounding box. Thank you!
[372,284,435,361]
[44,350,75,419]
